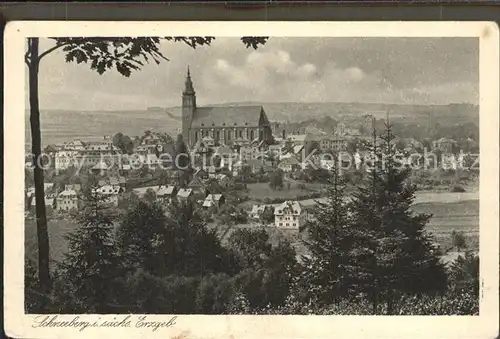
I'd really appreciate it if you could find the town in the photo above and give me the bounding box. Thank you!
[25,69,479,260]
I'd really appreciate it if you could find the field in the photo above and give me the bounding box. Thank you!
[25,191,479,267]
[245,182,324,201]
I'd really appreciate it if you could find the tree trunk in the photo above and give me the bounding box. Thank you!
[28,38,51,299]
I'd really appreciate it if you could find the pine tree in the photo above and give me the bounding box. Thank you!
[56,183,122,313]
[301,159,358,305]
[348,118,447,314]
[115,200,168,273]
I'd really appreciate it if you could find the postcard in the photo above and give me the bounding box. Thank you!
[4,21,499,338]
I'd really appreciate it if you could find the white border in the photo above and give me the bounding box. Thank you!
[4,21,499,339]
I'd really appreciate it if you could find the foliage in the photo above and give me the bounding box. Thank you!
[116,200,167,273]
[46,37,267,77]
[300,163,358,304]
[346,121,448,314]
[448,251,479,294]
[112,132,134,154]
[450,230,468,251]
[269,169,285,190]
[196,273,235,314]
[227,229,297,309]
[450,185,466,193]
[55,185,122,313]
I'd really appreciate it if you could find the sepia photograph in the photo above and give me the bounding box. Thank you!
[4,21,499,339]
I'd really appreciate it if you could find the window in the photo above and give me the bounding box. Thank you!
[216,131,220,140]
[250,130,255,140]
[239,130,243,138]
[227,131,231,140]
[195,131,199,142]
[279,223,283,226]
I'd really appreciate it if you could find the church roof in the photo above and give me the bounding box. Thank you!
[191,106,264,128]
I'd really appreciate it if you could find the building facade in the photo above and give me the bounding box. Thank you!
[180,67,274,148]
[274,200,306,229]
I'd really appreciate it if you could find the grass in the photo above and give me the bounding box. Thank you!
[246,182,324,200]
[25,218,79,267]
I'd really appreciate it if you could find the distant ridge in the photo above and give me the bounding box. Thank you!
[148,101,478,123]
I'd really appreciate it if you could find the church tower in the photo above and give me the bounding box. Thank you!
[182,66,196,145]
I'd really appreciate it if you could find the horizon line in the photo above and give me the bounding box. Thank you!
[32,100,479,112]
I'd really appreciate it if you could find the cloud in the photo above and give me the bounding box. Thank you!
[33,37,479,110]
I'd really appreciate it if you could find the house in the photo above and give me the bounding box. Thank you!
[193,140,211,155]
[177,188,194,202]
[188,176,206,195]
[135,144,160,156]
[193,167,209,180]
[287,134,308,146]
[320,158,336,171]
[90,159,113,174]
[140,132,162,146]
[156,185,177,203]
[250,204,274,221]
[30,193,57,208]
[63,139,86,151]
[293,144,304,156]
[239,145,261,161]
[56,184,82,212]
[274,200,306,229]
[92,185,123,206]
[433,137,457,153]
[278,156,300,172]
[318,135,346,152]
[268,144,285,157]
[202,194,225,209]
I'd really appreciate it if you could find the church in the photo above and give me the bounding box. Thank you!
[181,67,273,148]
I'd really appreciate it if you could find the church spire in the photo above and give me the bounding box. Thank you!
[183,65,195,95]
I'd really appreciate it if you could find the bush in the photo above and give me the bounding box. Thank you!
[450,185,466,192]
[196,273,235,314]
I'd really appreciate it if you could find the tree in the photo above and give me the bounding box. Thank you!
[451,230,468,252]
[25,36,268,300]
[157,201,237,276]
[347,120,447,314]
[300,162,358,305]
[448,252,479,295]
[112,132,134,154]
[116,200,168,273]
[269,169,284,190]
[227,229,297,309]
[56,184,122,313]
[260,207,275,224]
[143,188,157,204]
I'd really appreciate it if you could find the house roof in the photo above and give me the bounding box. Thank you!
[293,145,304,154]
[188,177,205,188]
[274,201,302,215]
[202,200,213,207]
[157,185,176,196]
[288,134,308,143]
[58,189,78,197]
[206,193,223,201]
[177,188,193,198]
[251,204,269,214]
[191,106,264,128]
[65,184,81,191]
[280,156,300,165]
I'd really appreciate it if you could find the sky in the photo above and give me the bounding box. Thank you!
[32,37,479,110]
